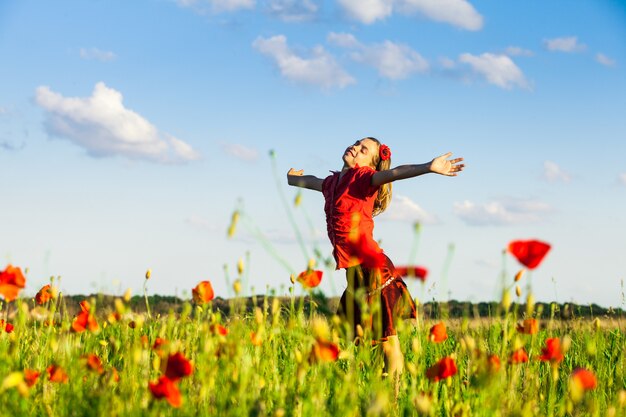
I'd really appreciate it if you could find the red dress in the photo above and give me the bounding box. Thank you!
[322,166,416,340]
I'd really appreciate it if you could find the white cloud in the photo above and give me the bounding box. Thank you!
[380,194,439,224]
[396,0,483,31]
[619,173,626,186]
[543,161,571,183]
[454,198,552,226]
[176,0,255,13]
[220,142,258,161]
[327,32,360,49]
[505,46,534,57]
[79,48,117,62]
[350,40,429,80]
[544,36,586,53]
[328,33,428,80]
[267,0,318,22]
[459,53,530,90]
[252,35,355,89]
[595,53,616,67]
[438,56,456,69]
[0,106,7,114]
[336,0,483,30]
[337,0,393,24]
[35,82,200,163]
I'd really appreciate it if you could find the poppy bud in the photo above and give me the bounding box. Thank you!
[526,293,535,316]
[145,269,151,280]
[233,279,242,295]
[227,211,240,238]
[237,259,244,276]
[501,289,511,311]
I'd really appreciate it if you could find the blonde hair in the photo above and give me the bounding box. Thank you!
[363,137,392,217]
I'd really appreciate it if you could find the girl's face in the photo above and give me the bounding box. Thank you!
[343,138,379,169]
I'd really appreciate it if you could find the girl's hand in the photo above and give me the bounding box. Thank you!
[430,152,465,176]
[287,168,323,191]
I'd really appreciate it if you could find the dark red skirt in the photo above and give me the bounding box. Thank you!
[337,255,416,341]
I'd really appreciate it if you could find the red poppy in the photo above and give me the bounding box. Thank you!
[153,337,168,350]
[0,319,14,333]
[486,354,501,373]
[23,369,40,387]
[192,281,214,303]
[347,233,386,269]
[379,144,391,161]
[426,356,457,382]
[210,324,228,336]
[312,338,340,362]
[250,331,262,346]
[84,354,104,374]
[571,368,597,391]
[72,301,98,333]
[111,367,120,383]
[165,352,193,382]
[539,338,564,363]
[509,348,529,364]
[35,284,54,305]
[508,240,551,269]
[516,318,539,335]
[395,265,428,281]
[149,376,181,407]
[296,269,323,289]
[47,365,69,383]
[429,322,448,343]
[0,264,26,302]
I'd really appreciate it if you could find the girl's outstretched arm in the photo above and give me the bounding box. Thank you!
[372,152,465,187]
[287,168,324,191]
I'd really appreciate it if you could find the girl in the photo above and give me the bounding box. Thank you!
[287,137,464,377]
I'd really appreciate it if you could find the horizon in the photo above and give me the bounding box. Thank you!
[1,0,625,308]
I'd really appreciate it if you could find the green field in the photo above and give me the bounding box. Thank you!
[1,289,625,417]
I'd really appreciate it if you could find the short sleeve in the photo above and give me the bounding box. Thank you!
[321,174,335,199]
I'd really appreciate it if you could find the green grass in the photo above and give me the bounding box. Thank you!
[1,293,626,417]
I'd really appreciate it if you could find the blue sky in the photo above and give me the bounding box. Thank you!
[1,0,625,307]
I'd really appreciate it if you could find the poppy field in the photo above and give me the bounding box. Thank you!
[1,243,626,417]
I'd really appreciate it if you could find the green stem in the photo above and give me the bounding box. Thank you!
[143,280,152,319]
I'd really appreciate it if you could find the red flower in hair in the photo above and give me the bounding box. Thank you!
[508,240,551,269]
[379,144,391,161]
